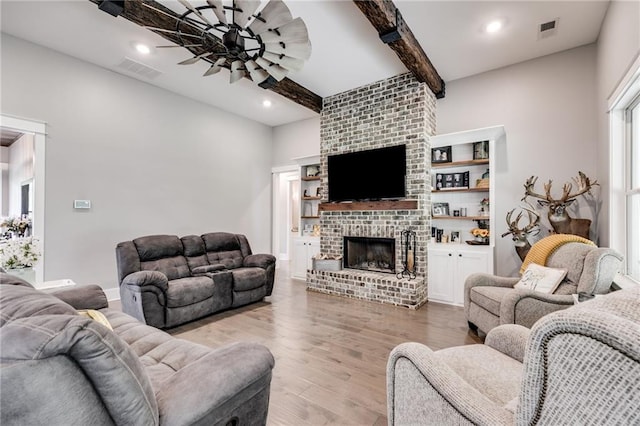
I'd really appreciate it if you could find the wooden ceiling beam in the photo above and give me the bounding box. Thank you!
[88,0,322,113]
[353,0,445,99]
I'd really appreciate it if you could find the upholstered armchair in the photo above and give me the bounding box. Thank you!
[465,240,622,335]
[387,288,640,425]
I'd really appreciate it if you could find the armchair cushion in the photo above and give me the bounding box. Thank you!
[470,286,511,316]
[514,264,567,294]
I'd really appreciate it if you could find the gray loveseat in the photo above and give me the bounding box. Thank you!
[0,273,275,425]
[116,232,276,328]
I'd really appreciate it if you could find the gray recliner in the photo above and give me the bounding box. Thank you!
[387,287,640,425]
[464,241,622,335]
[116,232,276,329]
[0,273,275,426]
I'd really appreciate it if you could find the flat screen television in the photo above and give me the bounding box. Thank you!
[328,145,406,202]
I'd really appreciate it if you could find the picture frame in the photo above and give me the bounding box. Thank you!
[473,141,489,160]
[432,202,450,217]
[451,231,460,243]
[431,146,452,163]
[306,165,320,177]
[435,171,469,190]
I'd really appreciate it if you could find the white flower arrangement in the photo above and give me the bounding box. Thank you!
[1,216,32,237]
[0,237,41,269]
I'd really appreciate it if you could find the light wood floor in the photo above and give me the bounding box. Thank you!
[159,265,482,425]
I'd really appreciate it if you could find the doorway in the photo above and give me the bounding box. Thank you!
[272,166,300,265]
[0,114,46,285]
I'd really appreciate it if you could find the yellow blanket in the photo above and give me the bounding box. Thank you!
[520,234,596,274]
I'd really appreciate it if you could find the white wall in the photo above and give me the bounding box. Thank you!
[437,45,599,276]
[1,35,274,290]
[596,0,640,247]
[272,117,320,167]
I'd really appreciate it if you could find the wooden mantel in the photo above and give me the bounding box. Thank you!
[319,200,418,211]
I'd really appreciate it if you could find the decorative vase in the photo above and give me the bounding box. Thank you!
[6,267,35,284]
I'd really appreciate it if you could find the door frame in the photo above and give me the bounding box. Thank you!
[272,165,300,265]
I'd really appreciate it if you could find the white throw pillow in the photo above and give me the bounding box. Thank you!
[515,263,568,294]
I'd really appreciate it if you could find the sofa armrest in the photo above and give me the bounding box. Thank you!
[122,271,168,293]
[50,285,108,310]
[485,324,530,363]
[243,253,276,269]
[155,342,275,425]
[499,290,574,328]
[387,342,514,425]
[464,274,519,320]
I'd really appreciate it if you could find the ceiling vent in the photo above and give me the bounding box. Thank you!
[115,57,162,80]
[538,18,559,40]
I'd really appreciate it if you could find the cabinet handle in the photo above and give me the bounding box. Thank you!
[458,254,462,257]
[448,253,452,257]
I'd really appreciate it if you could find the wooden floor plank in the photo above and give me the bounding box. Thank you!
[113,263,481,425]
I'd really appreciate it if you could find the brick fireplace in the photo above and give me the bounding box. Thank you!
[306,73,435,309]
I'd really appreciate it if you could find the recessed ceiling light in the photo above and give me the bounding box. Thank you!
[135,43,151,54]
[485,20,503,33]
[262,99,272,108]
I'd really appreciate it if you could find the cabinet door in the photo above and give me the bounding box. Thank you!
[428,249,455,303]
[307,239,320,269]
[454,249,490,305]
[292,238,308,280]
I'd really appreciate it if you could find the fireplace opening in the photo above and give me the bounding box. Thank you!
[343,236,395,274]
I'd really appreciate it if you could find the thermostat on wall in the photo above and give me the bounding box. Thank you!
[74,200,91,209]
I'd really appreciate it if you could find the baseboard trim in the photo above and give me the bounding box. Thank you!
[104,287,120,301]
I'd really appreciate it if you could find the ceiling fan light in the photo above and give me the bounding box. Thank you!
[255,57,288,81]
[234,0,262,29]
[259,17,309,44]
[206,0,227,25]
[230,60,246,83]
[248,0,293,35]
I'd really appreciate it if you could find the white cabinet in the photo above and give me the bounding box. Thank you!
[292,236,320,280]
[428,244,492,306]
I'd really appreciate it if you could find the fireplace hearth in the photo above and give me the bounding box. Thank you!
[343,236,395,274]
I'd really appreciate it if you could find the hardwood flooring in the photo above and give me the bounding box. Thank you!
[162,265,482,425]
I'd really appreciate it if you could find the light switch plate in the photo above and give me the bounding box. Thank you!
[74,200,91,209]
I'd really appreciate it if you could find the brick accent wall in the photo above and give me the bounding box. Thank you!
[307,73,436,308]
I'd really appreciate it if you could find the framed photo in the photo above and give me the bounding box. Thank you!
[432,202,450,217]
[435,172,469,190]
[306,165,320,177]
[432,146,452,163]
[451,231,460,243]
[473,141,489,160]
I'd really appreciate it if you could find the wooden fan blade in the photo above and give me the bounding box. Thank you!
[203,58,227,76]
[245,60,270,83]
[206,0,227,25]
[260,17,309,44]
[178,0,214,27]
[264,40,312,60]
[230,60,246,83]
[234,0,261,29]
[178,52,215,65]
[261,51,304,71]
[255,57,288,81]
[248,0,292,36]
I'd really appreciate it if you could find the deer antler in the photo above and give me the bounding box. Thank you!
[521,205,541,235]
[563,171,599,200]
[521,176,550,202]
[501,206,540,238]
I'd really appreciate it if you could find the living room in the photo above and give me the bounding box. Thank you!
[1,0,639,425]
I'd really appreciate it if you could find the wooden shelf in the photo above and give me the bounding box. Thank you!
[301,176,321,181]
[432,216,490,221]
[319,200,418,211]
[302,196,321,200]
[433,187,489,193]
[432,159,489,169]
[301,216,320,219]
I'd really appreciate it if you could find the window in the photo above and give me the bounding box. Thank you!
[627,98,640,281]
[610,56,640,286]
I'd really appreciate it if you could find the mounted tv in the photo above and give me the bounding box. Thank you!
[328,145,406,202]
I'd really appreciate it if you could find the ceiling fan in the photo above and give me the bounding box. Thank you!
[146,0,311,88]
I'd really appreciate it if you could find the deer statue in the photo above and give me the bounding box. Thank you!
[501,206,541,261]
[521,171,598,239]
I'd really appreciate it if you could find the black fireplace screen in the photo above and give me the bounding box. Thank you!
[343,237,395,274]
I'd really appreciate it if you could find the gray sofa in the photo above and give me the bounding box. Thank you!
[387,287,640,425]
[116,232,276,328]
[0,273,275,425]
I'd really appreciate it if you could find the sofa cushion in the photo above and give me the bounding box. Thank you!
[471,287,513,316]
[181,235,210,271]
[134,235,184,261]
[0,284,77,326]
[140,257,191,281]
[202,233,245,269]
[515,264,567,294]
[166,276,215,308]
[232,268,266,292]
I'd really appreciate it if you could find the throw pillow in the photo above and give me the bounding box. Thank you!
[515,263,568,294]
[78,309,113,330]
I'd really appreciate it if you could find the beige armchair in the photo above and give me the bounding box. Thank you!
[464,241,622,335]
[387,288,640,425]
